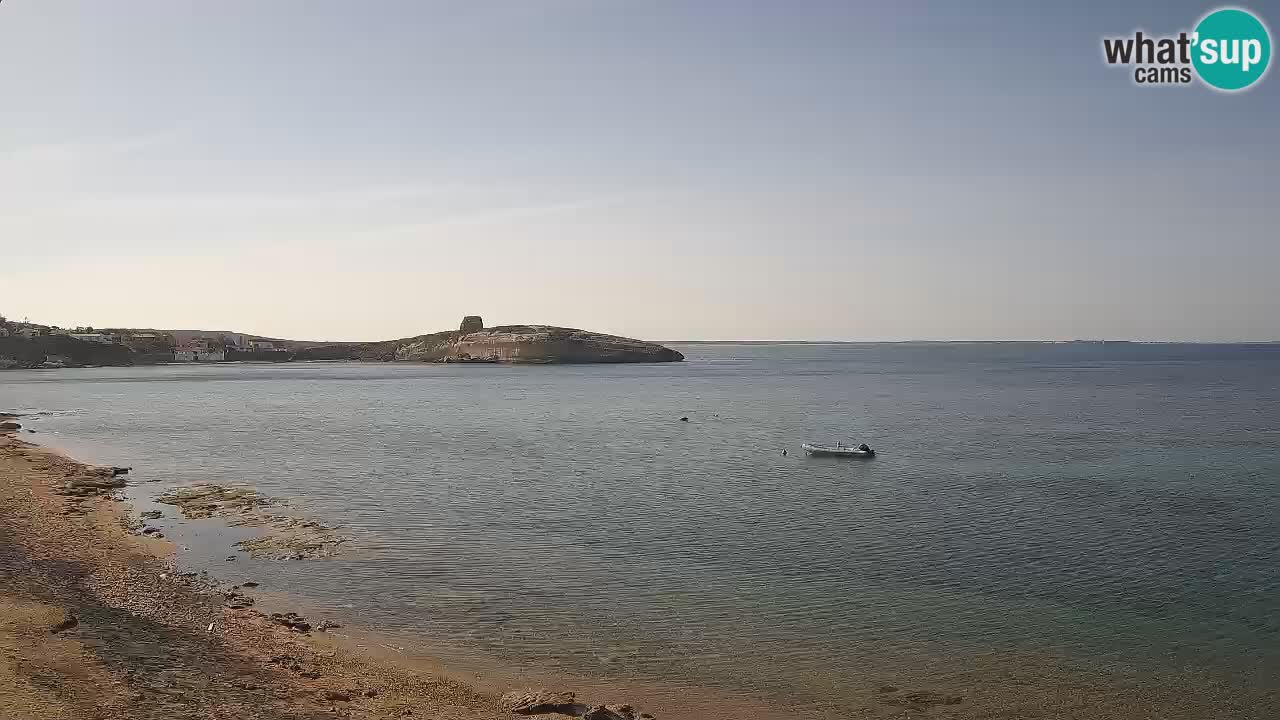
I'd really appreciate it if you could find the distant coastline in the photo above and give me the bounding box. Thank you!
[5,309,1277,371]
[0,315,683,369]
[665,339,1280,345]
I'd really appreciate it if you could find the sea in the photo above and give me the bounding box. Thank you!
[4,342,1280,718]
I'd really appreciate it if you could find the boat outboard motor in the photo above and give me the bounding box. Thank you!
[858,443,875,456]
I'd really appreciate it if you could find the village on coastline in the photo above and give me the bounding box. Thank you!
[0,316,285,367]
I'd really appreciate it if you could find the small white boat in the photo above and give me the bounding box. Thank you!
[802,442,875,458]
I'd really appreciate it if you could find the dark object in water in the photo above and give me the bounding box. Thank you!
[782,449,788,457]
[270,612,312,633]
[679,416,689,422]
[500,689,582,716]
[802,442,876,458]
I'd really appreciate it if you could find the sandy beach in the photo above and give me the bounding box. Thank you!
[0,424,518,720]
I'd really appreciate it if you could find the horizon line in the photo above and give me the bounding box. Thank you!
[660,339,1280,345]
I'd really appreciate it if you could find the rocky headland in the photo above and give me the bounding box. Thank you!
[301,316,684,365]
[393,320,684,364]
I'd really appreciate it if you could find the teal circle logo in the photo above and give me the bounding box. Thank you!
[1192,8,1271,91]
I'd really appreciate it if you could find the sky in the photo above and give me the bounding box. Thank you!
[1,0,1277,342]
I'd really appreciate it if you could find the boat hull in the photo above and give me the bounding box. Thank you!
[802,443,874,458]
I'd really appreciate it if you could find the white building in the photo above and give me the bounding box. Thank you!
[70,333,119,344]
[222,333,252,350]
[173,341,225,363]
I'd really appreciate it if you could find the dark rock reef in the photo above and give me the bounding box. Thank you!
[499,688,655,719]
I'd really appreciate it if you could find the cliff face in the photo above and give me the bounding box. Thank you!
[394,324,683,364]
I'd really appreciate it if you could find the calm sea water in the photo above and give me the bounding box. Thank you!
[5,343,1280,717]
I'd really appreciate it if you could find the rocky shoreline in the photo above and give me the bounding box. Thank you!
[0,421,659,720]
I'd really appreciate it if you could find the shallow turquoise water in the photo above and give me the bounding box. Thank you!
[6,343,1280,716]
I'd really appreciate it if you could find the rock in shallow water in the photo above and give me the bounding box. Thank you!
[269,612,312,633]
[582,704,641,720]
[499,690,653,719]
[499,688,581,715]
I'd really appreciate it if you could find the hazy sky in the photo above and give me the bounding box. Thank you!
[2,1,1276,341]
